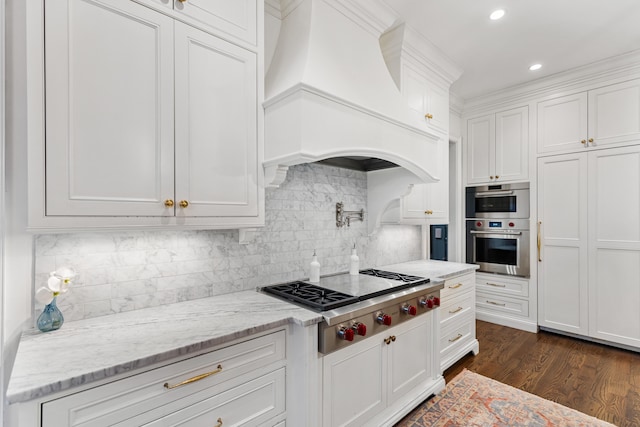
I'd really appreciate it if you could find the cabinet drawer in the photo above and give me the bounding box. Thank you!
[477,292,529,318]
[440,273,475,300]
[142,368,285,426]
[42,331,285,426]
[476,274,529,298]
[440,313,474,357]
[440,291,474,329]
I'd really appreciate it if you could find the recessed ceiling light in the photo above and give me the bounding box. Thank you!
[529,63,542,71]
[489,9,505,20]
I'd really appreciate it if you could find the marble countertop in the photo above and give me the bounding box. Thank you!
[6,290,322,404]
[382,259,479,281]
[6,260,477,405]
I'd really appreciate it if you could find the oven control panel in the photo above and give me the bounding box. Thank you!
[318,290,441,354]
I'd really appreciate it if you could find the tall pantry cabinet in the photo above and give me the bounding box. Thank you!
[537,79,640,348]
[28,0,264,232]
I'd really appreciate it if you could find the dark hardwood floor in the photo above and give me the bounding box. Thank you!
[444,320,640,427]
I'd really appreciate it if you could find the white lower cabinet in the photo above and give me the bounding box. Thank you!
[438,272,479,371]
[475,273,537,333]
[538,145,640,349]
[321,314,442,427]
[39,331,286,427]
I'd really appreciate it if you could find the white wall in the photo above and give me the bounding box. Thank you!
[3,1,34,423]
[33,164,422,322]
[0,0,5,422]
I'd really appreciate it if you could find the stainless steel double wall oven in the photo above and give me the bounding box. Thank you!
[465,183,530,277]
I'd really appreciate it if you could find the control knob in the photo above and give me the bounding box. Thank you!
[376,312,392,326]
[433,296,441,306]
[352,322,367,336]
[337,326,355,341]
[402,303,417,316]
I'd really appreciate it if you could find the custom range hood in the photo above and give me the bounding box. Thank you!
[264,0,456,233]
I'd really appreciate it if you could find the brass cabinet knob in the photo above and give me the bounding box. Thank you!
[425,113,433,119]
[424,210,433,215]
[179,200,189,208]
[589,138,594,143]
[489,176,495,180]
[214,418,223,427]
[164,199,174,208]
[581,139,587,145]
[177,0,187,3]
[495,175,500,179]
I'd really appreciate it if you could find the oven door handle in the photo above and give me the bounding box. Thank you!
[475,190,514,197]
[470,230,522,236]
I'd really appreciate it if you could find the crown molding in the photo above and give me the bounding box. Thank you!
[463,49,640,115]
[326,0,398,38]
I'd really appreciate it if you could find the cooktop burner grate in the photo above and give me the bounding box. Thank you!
[262,281,359,311]
[358,268,428,284]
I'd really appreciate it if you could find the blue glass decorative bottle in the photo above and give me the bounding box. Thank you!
[37,296,64,332]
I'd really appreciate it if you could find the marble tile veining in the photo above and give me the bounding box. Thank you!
[33,164,423,322]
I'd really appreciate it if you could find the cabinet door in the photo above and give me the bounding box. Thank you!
[174,23,259,218]
[322,337,386,427]
[466,114,495,184]
[424,81,449,135]
[588,146,640,347]
[402,64,448,135]
[387,316,431,405]
[45,0,175,217]
[401,140,448,223]
[495,106,528,182]
[588,79,640,149]
[537,93,588,154]
[175,0,258,46]
[537,153,589,335]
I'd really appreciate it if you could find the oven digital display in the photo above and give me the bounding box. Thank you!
[489,221,502,227]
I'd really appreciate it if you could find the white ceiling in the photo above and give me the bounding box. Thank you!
[381,0,640,100]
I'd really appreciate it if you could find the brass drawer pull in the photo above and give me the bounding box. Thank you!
[384,335,397,345]
[214,418,223,427]
[486,300,506,306]
[163,364,222,389]
[164,199,174,208]
[425,113,433,119]
[448,283,463,289]
[179,200,189,208]
[486,282,506,288]
[449,306,463,314]
[448,333,463,343]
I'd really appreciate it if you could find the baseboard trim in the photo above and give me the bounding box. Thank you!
[476,311,538,333]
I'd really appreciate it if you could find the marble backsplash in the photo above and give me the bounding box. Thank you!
[34,164,422,322]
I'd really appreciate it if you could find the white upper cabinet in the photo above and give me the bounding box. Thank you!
[403,63,449,135]
[466,106,529,185]
[401,139,449,224]
[133,0,258,46]
[45,0,175,218]
[174,23,258,218]
[538,79,640,154]
[31,0,263,231]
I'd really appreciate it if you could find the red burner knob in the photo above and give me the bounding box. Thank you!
[353,322,367,336]
[338,326,355,341]
[433,297,441,306]
[509,222,515,227]
[377,313,392,326]
[402,304,417,316]
[476,221,482,227]
[427,298,435,309]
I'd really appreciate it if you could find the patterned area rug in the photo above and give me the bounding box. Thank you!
[396,369,616,427]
